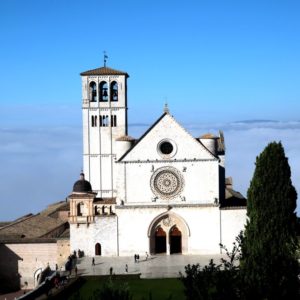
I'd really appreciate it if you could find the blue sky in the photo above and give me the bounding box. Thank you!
[0,0,300,220]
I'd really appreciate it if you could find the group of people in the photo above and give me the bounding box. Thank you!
[134,252,149,262]
[73,249,84,258]
[134,254,140,262]
[90,252,151,276]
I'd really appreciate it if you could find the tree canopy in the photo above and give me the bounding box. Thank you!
[241,141,299,299]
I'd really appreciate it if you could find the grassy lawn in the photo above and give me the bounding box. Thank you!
[64,277,185,300]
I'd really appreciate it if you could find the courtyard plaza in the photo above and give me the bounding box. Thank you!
[75,253,227,278]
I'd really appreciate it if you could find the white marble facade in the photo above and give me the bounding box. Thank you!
[69,66,246,257]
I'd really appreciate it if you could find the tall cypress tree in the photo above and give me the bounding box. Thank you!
[241,142,299,299]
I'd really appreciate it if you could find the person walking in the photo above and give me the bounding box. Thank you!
[92,257,95,266]
[125,264,128,273]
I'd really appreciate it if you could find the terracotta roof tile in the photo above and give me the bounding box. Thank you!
[199,133,216,139]
[0,214,65,239]
[94,198,116,204]
[80,66,129,77]
[116,135,135,142]
[0,202,70,241]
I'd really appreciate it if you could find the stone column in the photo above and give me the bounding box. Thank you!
[166,232,170,255]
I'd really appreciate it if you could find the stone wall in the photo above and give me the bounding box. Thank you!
[70,215,118,257]
[0,241,58,290]
[117,206,225,256]
[220,208,247,249]
[69,205,246,257]
[56,238,70,268]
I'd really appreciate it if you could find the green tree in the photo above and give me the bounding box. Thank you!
[181,235,243,300]
[241,142,299,299]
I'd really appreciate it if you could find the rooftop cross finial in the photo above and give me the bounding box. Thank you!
[164,98,169,114]
[80,170,84,180]
[103,51,108,67]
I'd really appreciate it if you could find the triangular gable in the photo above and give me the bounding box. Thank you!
[119,113,217,162]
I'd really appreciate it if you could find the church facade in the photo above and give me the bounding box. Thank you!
[69,65,246,257]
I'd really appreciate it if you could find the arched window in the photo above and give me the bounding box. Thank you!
[89,82,97,102]
[99,81,108,101]
[91,116,94,127]
[95,116,97,127]
[110,81,118,101]
[95,206,99,215]
[77,203,83,216]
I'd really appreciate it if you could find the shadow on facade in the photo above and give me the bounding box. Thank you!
[0,244,21,293]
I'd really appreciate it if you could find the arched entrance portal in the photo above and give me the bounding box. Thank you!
[170,226,182,254]
[155,227,166,253]
[95,243,101,256]
[148,212,190,255]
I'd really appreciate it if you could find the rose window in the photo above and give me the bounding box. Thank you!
[150,167,184,199]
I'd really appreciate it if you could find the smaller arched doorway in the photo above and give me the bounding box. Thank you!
[155,227,166,254]
[34,268,42,287]
[170,226,182,254]
[95,243,101,256]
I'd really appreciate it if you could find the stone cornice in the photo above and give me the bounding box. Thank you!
[0,238,58,244]
[220,206,247,210]
[117,158,218,164]
[116,203,218,209]
[82,106,126,110]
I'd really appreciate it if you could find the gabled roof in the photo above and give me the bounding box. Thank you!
[118,112,218,162]
[118,113,167,161]
[80,66,129,77]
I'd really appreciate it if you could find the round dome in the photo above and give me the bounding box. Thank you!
[72,173,92,193]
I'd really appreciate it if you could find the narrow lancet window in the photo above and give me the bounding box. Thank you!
[104,115,109,127]
[110,115,117,127]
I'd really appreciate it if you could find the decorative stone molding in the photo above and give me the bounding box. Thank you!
[150,166,184,200]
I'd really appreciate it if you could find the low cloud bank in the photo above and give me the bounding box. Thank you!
[0,127,82,221]
[0,120,299,221]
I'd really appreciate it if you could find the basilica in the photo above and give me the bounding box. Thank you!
[0,64,247,290]
[69,65,247,257]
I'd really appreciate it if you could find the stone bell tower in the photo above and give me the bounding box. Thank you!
[80,64,129,198]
